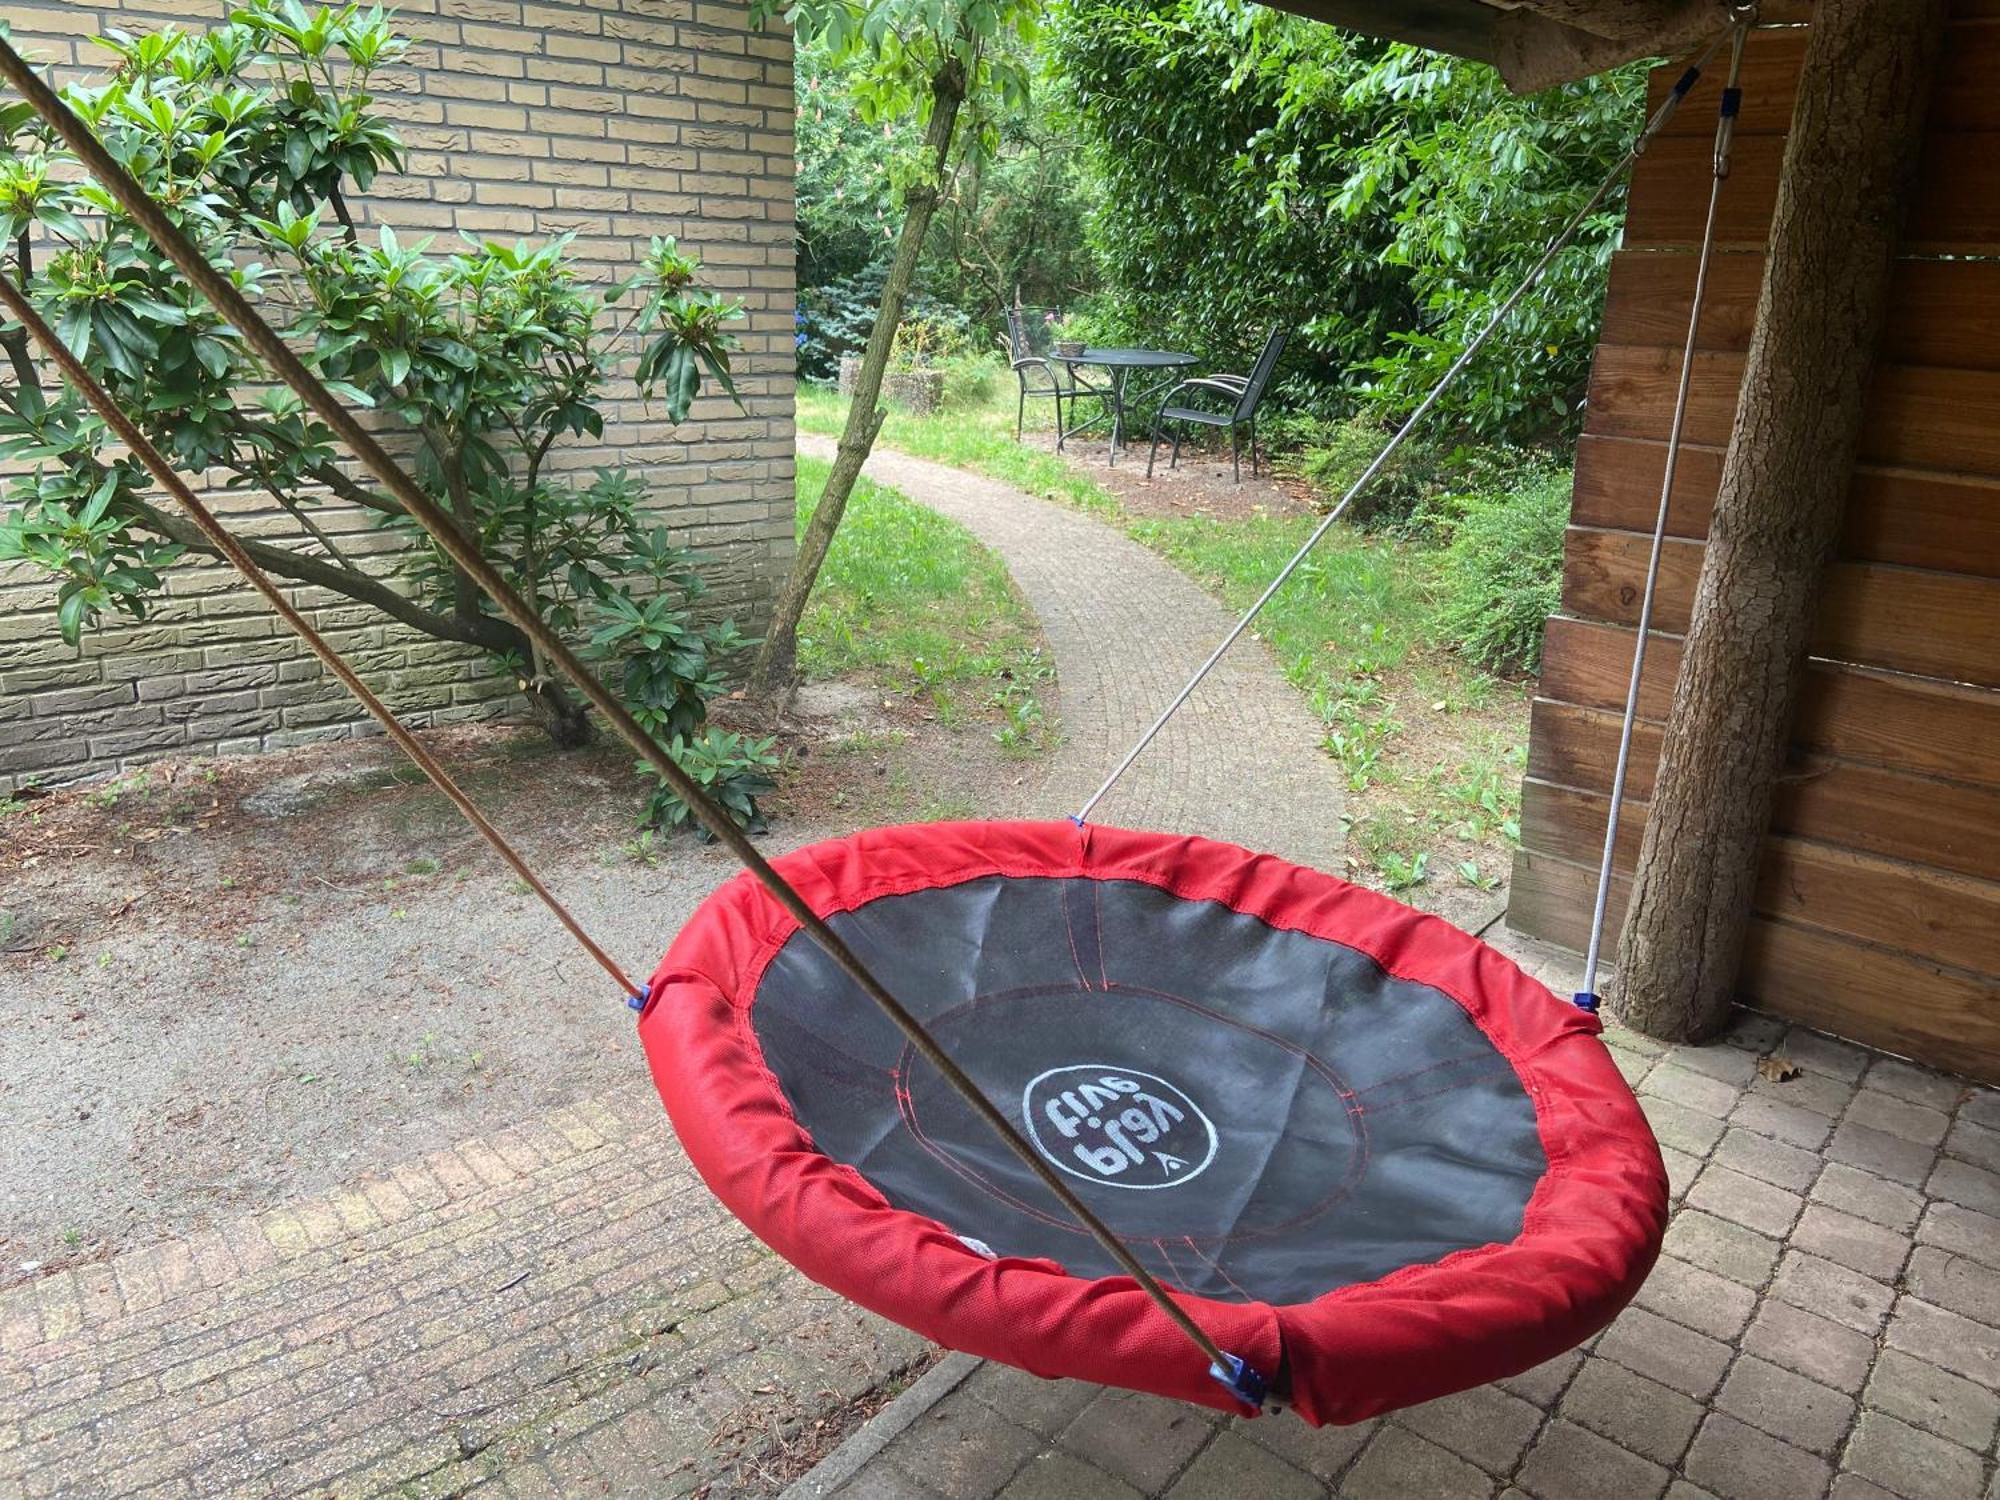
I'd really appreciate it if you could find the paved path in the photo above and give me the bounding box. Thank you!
[799,436,1344,870]
[789,930,2000,1500]
[0,1089,927,1497]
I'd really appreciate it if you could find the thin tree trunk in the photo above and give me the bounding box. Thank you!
[749,58,968,702]
[520,675,593,747]
[1615,0,1945,1040]
[436,437,484,627]
[4,231,37,392]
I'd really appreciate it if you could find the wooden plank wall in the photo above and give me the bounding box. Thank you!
[1507,19,2000,1081]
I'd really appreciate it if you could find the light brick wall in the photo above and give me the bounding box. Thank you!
[0,0,796,793]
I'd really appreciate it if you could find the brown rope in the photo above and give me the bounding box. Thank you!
[0,37,1241,1383]
[0,268,647,1004]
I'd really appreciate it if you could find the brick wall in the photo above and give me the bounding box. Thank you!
[0,0,796,793]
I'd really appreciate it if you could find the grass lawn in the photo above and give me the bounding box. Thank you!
[799,384,1117,518]
[796,452,1055,755]
[798,385,1531,908]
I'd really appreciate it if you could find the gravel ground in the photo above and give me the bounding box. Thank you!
[1024,426,1323,523]
[0,692,1036,1280]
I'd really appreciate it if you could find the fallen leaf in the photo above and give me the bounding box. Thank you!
[1755,1054,1800,1082]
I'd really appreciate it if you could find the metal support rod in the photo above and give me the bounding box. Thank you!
[1580,13,1753,1002]
[1073,34,1726,828]
[0,36,1238,1384]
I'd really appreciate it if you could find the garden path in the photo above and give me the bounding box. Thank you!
[797,435,1345,870]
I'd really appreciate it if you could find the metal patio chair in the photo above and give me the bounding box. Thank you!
[1005,305,1107,443]
[1145,326,1291,483]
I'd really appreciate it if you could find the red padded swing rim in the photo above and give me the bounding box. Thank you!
[637,820,1667,1425]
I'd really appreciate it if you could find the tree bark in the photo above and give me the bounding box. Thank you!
[434,434,485,628]
[130,499,523,654]
[1615,0,1946,1040]
[4,231,38,393]
[520,677,593,747]
[748,57,968,703]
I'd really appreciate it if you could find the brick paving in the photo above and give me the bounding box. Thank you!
[0,1090,928,1497]
[796,435,1345,874]
[793,930,2000,1500]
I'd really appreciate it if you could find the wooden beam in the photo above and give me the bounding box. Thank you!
[1508,850,2000,1081]
[1538,616,2000,788]
[1254,2,1819,91]
[1615,0,1949,1040]
[1494,1,1730,92]
[1518,0,1731,40]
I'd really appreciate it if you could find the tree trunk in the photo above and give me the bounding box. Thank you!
[520,676,593,748]
[748,58,968,703]
[1615,0,1945,1040]
[437,438,484,628]
[5,232,39,396]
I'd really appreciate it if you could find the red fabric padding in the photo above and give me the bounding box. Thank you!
[638,820,1666,1424]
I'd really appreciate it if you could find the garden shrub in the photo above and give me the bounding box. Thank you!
[1280,415,1556,540]
[890,315,977,368]
[941,352,1006,408]
[1282,419,1466,531]
[1045,0,1645,444]
[797,270,976,383]
[1044,297,1128,349]
[0,3,775,832]
[1433,468,1573,675]
[798,268,893,381]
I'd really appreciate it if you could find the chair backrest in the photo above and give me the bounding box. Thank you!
[1234,325,1290,418]
[1005,305,1060,361]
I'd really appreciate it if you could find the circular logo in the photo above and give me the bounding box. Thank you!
[1022,1064,1218,1191]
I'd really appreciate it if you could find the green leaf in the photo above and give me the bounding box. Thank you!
[79,468,119,527]
[192,336,233,379]
[57,304,92,362]
[56,588,89,646]
[321,380,376,409]
[35,206,89,242]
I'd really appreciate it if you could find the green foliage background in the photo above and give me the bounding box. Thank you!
[1049,0,1645,439]
[797,0,1650,445]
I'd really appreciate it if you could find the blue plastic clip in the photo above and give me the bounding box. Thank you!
[1671,65,1700,97]
[627,990,648,1013]
[1720,87,1742,118]
[1572,991,1602,1015]
[1208,1352,1271,1409]
[1067,812,1087,829]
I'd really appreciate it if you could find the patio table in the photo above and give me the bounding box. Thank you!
[1054,346,1199,463]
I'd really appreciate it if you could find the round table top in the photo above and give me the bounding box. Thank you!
[1056,346,1199,369]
